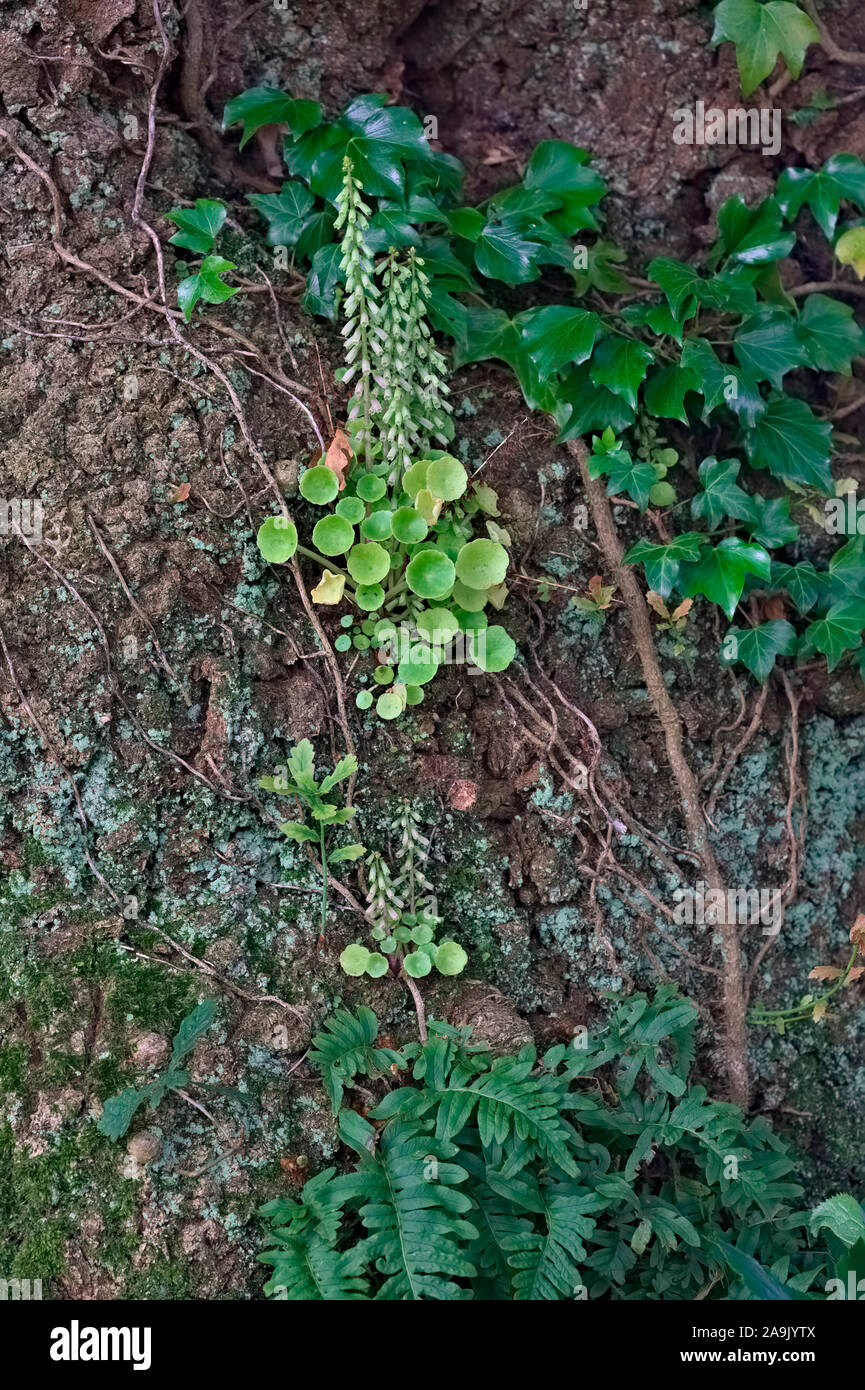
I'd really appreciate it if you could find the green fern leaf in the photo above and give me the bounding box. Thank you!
[308,1006,404,1113]
[493,1170,600,1300]
[259,1231,369,1299]
[259,1167,370,1299]
[381,1046,579,1175]
[334,1120,479,1300]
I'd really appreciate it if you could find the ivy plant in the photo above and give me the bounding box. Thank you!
[173,85,865,692]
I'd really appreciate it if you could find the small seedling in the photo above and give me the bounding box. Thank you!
[259,739,363,938]
[647,591,693,657]
[572,573,616,622]
[749,915,865,1031]
[97,1000,238,1140]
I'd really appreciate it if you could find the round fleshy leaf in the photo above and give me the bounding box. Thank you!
[391,506,428,544]
[376,690,404,720]
[405,685,424,706]
[380,936,397,953]
[374,664,394,684]
[340,614,354,628]
[361,510,393,541]
[426,454,468,501]
[300,465,339,505]
[353,635,370,649]
[404,950,432,978]
[348,542,390,585]
[356,473,387,502]
[394,925,412,942]
[397,647,439,686]
[402,461,429,499]
[416,607,460,639]
[312,514,354,556]
[470,624,516,674]
[340,943,370,976]
[454,606,488,633]
[649,481,676,506]
[336,495,365,524]
[335,633,351,652]
[355,583,385,612]
[411,923,434,945]
[374,619,398,645]
[365,953,389,978]
[356,689,373,709]
[405,549,456,600]
[370,925,385,941]
[451,579,488,612]
[257,516,298,563]
[455,538,508,589]
[434,940,467,976]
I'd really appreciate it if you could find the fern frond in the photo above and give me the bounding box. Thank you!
[492,1171,600,1300]
[461,1148,533,1296]
[259,1231,369,1300]
[259,1167,370,1300]
[341,1120,479,1300]
[403,1047,580,1176]
[308,1005,403,1113]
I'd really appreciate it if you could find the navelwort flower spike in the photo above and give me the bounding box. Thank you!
[334,157,382,467]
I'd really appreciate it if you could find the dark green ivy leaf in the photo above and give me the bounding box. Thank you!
[177,256,238,321]
[828,536,865,601]
[799,600,865,671]
[523,139,607,235]
[642,361,701,422]
[303,242,344,319]
[474,213,543,284]
[622,533,705,598]
[453,307,552,411]
[519,305,601,375]
[713,195,796,266]
[745,495,799,548]
[690,456,756,528]
[166,199,226,255]
[223,88,322,149]
[589,337,654,409]
[744,392,833,492]
[771,559,823,613]
[589,445,656,512]
[733,305,808,387]
[679,338,730,417]
[777,154,865,240]
[363,207,423,251]
[721,619,798,681]
[711,1,819,98]
[572,240,631,294]
[553,363,636,438]
[679,537,772,619]
[796,294,865,374]
[647,257,757,320]
[247,182,315,246]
